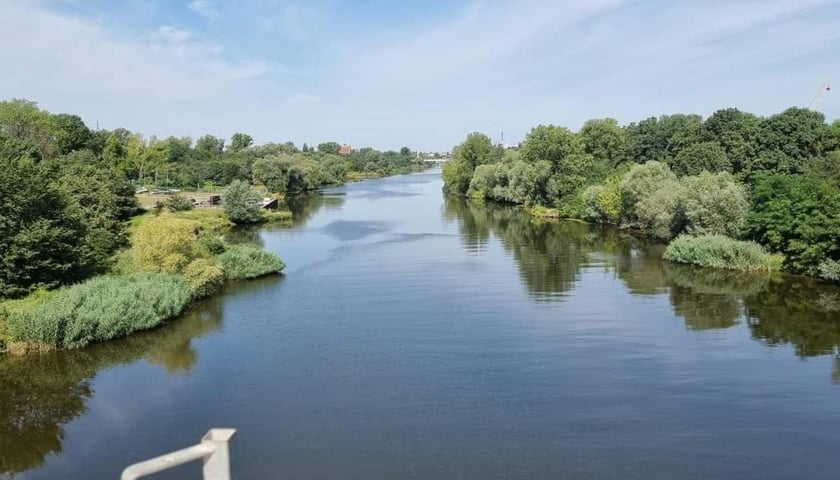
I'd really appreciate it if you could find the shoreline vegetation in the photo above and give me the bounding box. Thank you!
[0,98,429,355]
[444,106,840,279]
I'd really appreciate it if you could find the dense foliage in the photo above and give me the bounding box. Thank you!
[445,106,840,277]
[223,180,263,224]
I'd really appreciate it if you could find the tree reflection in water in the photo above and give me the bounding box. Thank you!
[444,196,840,377]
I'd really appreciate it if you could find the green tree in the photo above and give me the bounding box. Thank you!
[752,107,833,175]
[746,174,840,275]
[443,132,494,195]
[702,108,759,173]
[581,118,626,166]
[195,135,225,159]
[677,172,748,237]
[0,158,87,298]
[619,161,677,225]
[317,142,341,154]
[521,125,584,170]
[223,180,262,224]
[0,99,56,159]
[229,133,254,153]
[51,114,92,155]
[671,141,731,176]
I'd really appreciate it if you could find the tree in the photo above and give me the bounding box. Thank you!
[619,161,677,224]
[581,118,626,166]
[0,158,87,298]
[302,142,309,153]
[521,125,584,170]
[195,135,225,159]
[317,142,340,154]
[703,108,759,173]
[746,174,840,275]
[54,163,137,275]
[223,180,262,224]
[677,171,748,237]
[443,133,495,195]
[229,133,254,153]
[52,114,92,155]
[0,99,55,159]
[671,141,731,177]
[752,107,833,175]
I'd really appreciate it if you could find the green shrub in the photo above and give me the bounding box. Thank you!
[219,245,285,279]
[164,194,194,212]
[664,234,780,272]
[132,215,202,273]
[7,273,190,348]
[184,258,225,299]
[198,236,226,255]
[223,180,262,224]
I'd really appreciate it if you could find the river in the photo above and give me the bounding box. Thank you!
[2,169,839,479]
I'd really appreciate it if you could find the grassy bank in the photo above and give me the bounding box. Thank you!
[1,209,285,355]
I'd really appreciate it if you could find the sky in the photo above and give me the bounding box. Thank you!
[1,0,839,151]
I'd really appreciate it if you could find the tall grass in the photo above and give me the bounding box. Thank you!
[219,245,285,279]
[664,234,781,272]
[7,273,191,349]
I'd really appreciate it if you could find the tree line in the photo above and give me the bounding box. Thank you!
[0,98,425,299]
[443,107,840,280]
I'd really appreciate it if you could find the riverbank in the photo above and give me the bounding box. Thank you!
[0,208,286,355]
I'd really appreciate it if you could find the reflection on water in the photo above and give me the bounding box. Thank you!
[445,196,840,371]
[0,294,224,477]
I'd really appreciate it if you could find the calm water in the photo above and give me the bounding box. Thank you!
[2,170,840,479]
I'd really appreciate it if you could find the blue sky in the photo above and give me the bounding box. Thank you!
[1,0,839,151]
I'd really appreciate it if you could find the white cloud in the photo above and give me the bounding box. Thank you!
[188,0,219,20]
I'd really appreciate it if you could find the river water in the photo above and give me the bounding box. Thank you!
[2,169,840,479]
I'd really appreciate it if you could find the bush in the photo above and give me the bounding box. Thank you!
[164,194,194,212]
[678,171,748,237]
[664,234,780,272]
[7,273,191,348]
[184,258,225,299]
[223,180,262,224]
[219,244,285,279]
[198,236,226,255]
[132,215,202,273]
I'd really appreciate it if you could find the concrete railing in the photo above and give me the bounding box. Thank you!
[121,429,235,480]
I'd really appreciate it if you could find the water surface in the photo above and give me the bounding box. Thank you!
[2,170,840,479]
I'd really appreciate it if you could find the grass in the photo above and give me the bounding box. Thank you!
[664,234,782,272]
[6,273,191,350]
[219,244,286,279]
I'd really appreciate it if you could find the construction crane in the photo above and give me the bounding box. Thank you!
[808,80,831,110]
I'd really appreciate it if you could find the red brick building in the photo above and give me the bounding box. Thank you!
[338,144,352,155]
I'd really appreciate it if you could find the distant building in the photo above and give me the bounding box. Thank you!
[338,144,352,155]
